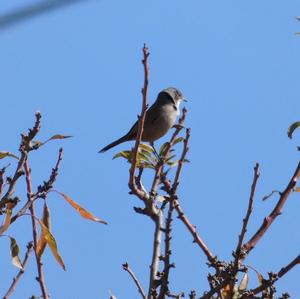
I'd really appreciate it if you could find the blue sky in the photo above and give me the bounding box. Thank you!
[1,0,300,298]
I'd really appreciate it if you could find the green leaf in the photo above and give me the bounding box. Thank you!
[113,150,132,161]
[138,151,153,165]
[287,121,300,139]
[0,152,19,160]
[167,160,179,168]
[159,142,169,156]
[9,237,22,269]
[173,137,184,146]
[165,155,176,163]
[184,158,190,163]
[139,143,154,153]
[44,134,72,145]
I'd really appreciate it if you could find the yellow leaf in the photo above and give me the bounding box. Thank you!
[54,191,108,225]
[38,220,66,271]
[44,134,72,144]
[113,150,132,160]
[138,143,155,153]
[9,237,22,269]
[294,187,300,192]
[36,202,51,258]
[0,151,19,160]
[0,207,12,235]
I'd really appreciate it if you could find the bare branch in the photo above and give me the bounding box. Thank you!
[244,161,300,253]
[128,44,150,199]
[161,128,216,264]
[11,148,64,224]
[150,108,187,196]
[158,202,175,299]
[240,254,300,298]
[24,158,49,299]
[171,127,190,195]
[0,112,41,209]
[174,199,216,264]
[4,242,33,299]
[148,211,163,299]
[122,262,146,299]
[235,163,260,256]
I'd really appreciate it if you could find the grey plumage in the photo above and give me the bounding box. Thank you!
[99,87,184,153]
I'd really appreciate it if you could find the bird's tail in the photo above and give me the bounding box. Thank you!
[98,135,130,153]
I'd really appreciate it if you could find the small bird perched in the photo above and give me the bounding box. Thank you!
[99,87,185,153]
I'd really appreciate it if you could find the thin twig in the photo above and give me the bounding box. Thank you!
[128,44,150,199]
[158,202,174,299]
[122,262,146,299]
[24,158,49,299]
[235,163,260,255]
[11,148,64,224]
[0,112,41,209]
[174,199,216,264]
[148,211,163,299]
[150,108,187,196]
[199,280,229,299]
[244,161,300,253]
[229,163,260,294]
[171,127,190,195]
[167,128,216,263]
[240,254,300,298]
[4,242,33,299]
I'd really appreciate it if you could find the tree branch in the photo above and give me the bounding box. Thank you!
[244,161,300,253]
[11,148,64,224]
[24,158,49,299]
[122,262,146,299]
[158,201,175,299]
[128,44,150,200]
[236,163,260,256]
[3,242,33,299]
[229,163,260,294]
[148,211,163,299]
[240,254,300,298]
[161,128,216,264]
[174,199,216,264]
[0,112,41,209]
[150,108,187,196]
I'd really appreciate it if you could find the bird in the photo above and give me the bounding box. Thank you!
[99,87,185,153]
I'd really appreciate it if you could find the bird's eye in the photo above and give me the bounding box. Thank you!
[175,90,182,99]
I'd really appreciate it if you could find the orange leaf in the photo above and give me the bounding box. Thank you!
[54,191,107,225]
[0,207,12,235]
[36,202,51,258]
[221,284,232,299]
[38,220,66,271]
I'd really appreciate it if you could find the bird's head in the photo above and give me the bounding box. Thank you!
[161,87,186,109]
